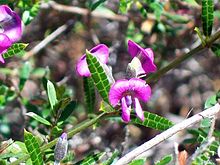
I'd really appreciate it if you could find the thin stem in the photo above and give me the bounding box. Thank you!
[10,112,106,165]
[146,30,220,84]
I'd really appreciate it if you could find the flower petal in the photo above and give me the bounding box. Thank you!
[0,33,12,63]
[134,97,144,121]
[90,44,109,64]
[129,78,151,102]
[0,5,22,42]
[109,79,129,106]
[121,97,131,122]
[76,55,91,77]
[128,40,157,74]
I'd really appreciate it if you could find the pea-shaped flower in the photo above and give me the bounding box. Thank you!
[128,40,157,76]
[0,5,22,63]
[76,44,109,77]
[109,78,151,122]
[54,133,68,165]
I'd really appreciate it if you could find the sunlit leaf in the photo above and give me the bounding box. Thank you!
[86,50,111,103]
[24,130,43,165]
[2,43,28,59]
[129,159,145,165]
[155,154,173,165]
[204,94,217,109]
[47,80,58,109]
[26,112,52,126]
[19,61,31,91]
[202,0,214,36]
[130,111,174,131]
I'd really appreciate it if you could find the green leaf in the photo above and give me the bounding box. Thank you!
[86,50,111,103]
[150,2,164,21]
[200,118,211,128]
[211,43,220,57]
[26,112,52,126]
[24,130,43,165]
[163,12,190,23]
[204,94,217,109]
[75,152,106,165]
[2,43,28,59]
[47,80,58,109]
[202,0,214,37]
[89,0,107,11]
[119,0,133,14]
[22,1,40,25]
[155,154,173,165]
[84,77,95,113]
[58,101,77,123]
[130,111,174,131]
[100,101,115,113]
[19,62,31,91]
[129,159,145,165]
[103,150,119,165]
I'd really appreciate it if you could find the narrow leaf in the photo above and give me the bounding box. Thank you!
[202,0,214,36]
[26,112,52,126]
[211,43,220,57]
[86,50,111,103]
[83,77,95,113]
[129,159,145,165]
[155,154,173,165]
[75,152,106,165]
[47,80,58,109]
[58,101,77,123]
[103,150,119,165]
[19,62,31,91]
[2,43,28,59]
[24,130,43,165]
[131,111,174,131]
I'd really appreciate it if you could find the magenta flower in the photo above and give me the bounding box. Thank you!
[76,44,109,77]
[0,5,22,63]
[109,78,151,122]
[128,40,157,75]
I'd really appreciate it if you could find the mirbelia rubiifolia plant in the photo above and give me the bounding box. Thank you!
[1,0,220,165]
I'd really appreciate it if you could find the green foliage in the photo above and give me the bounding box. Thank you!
[211,44,220,57]
[103,150,119,165]
[119,0,133,14]
[88,0,107,11]
[26,112,52,126]
[86,50,111,103]
[58,101,77,123]
[19,61,31,91]
[47,80,58,110]
[83,77,95,113]
[100,101,115,113]
[75,152,106,165]
[130,111,174,131]
[24,130,43,165]
[150,2,164,21]
[204,94,217,109]
[2,43,28,59]
[129,159,145,165]
[155,154,173,165]
[201,0,214,37]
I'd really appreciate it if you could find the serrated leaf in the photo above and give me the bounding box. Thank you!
[2,43,28,59]
[204,95,217,109]
[26,112,52,126]
[202,0,214,37]
[86,50,111,103]
[130,111,174,131]
[155,154,173,165]
[129,159,145,165]
[84,77,95,113]
[75,152,106,165]
[103,150,119,165]
[19,61,31,91]
[24,130,43,165]
[58,101,77,123]
[211,43,220,57]
[47,80,58,109]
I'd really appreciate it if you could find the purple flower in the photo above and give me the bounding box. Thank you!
[54,133,68,163]
[0,5,22,63]
[109,78,151,122]
[76,44,109,77]
[128,40,157,75]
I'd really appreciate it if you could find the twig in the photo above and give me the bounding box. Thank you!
[48,1,128,22]
[115,103,220,165]
[23,21,73,60]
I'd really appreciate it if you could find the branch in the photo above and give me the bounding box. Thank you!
[10,112,105,165]
[146,30,220,83]
[115,103,220,165]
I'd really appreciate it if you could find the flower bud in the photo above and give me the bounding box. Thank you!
[54,133,68,164]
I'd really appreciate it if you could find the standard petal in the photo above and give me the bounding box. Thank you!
[76,55,91,77]
[0,33,12,54]
[0,5,22,42]
[128,40,141,58]
[134,97,144,121]
[121,97,131,122]
[90,44,109,64]
[109,79,129,106]
[129,78,151,102]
